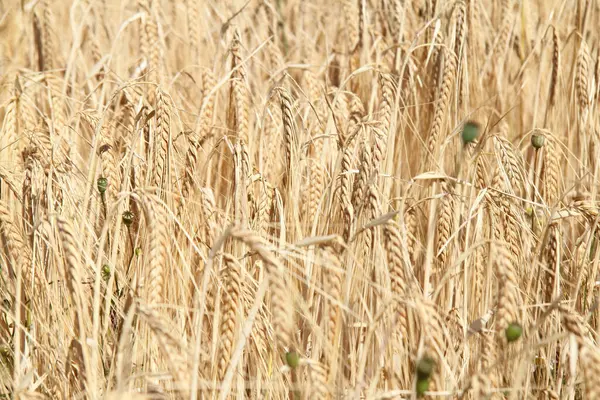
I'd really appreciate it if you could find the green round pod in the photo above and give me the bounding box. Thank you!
[416,356,435,380]
[416,378,430,397]
[461,121,480,145]
[97,177,108,194]
[122,211,135,227]
[531,134,545,149]
[505,322,523,343]
[285,351,300,369]
[102,264,111,281]
[135,247,142,256]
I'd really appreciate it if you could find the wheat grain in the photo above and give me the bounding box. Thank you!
[426,48,457,165]
[544,222,560,302]
[435,183,454,268]
[278,87,298,189]
[217,253,242,381]
[352,133,371,211]
[153,87,170,191]
[576,40,591,114]
[382,220,410,339]
[495,248,521,341]
[548,30,560,108]
[137,192,169,306]
[230,31,250,146]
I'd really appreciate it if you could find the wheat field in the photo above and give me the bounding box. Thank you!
[0,0,599,398]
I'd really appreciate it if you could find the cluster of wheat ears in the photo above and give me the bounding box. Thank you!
[1,0,600,398]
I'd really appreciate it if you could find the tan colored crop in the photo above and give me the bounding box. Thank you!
[1,1,600,397]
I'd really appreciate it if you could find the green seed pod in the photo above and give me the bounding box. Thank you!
[122,211,134,227]
[505,322,523,342]
[416,356,435,380]
[461,121,480,145]
[102,264,111,281]
[135,247,142,256]
[531,134,545,149]
[416,378,430,397]
[285,351,300,369]
[97,177,108,194]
